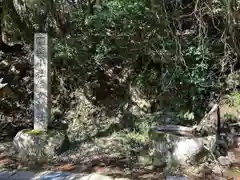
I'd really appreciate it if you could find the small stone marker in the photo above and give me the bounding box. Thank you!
[13,34,71,162]
[34,33,51,130]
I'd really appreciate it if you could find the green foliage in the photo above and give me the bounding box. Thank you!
[24,129,45,135]
[52,0,234,124]
[52,39,77,60]
[3,0,239,142]
[229,92,240,107]
[223,113,233,120]
[177,111,195,121]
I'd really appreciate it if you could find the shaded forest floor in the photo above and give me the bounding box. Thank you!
[0,139,240,180]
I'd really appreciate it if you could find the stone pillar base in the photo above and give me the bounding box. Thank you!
[13,129,70,163]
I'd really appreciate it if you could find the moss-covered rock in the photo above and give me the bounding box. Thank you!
[13,129,70,163]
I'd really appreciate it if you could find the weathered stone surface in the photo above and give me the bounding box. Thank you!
[13,129,70,162]
[165,176,188,180]
[10,171,35,180]
[152,131,216,167]
[0,170,36,180]
[33,171,73,180]
[0,170,17,180]
[67,173,130,180]
[71,173,113,180]
[0,171,130,180]
[218,156,231,166]
[34,172,115,180]
[172,137,204,163]
[33,33,51,130]
[1,170,192,180]
[212,165,224,175]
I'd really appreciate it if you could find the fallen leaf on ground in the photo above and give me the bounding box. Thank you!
[50,163,75,172]
[0,158,14,166]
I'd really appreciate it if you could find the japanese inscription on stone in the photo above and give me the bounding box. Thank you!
[34,33,51,130]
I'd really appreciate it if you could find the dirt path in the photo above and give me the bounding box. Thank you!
[1,141,240,180]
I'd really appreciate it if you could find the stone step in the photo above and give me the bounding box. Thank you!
[0,170,35,180]
[0,170,190,180]
[0,171,119,180]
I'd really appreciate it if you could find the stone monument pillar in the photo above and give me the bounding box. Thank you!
[13,33,69,163]
[33,33,51,130]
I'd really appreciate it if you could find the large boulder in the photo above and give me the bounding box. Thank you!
[150,126,216,168]
[13,129,70,163]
